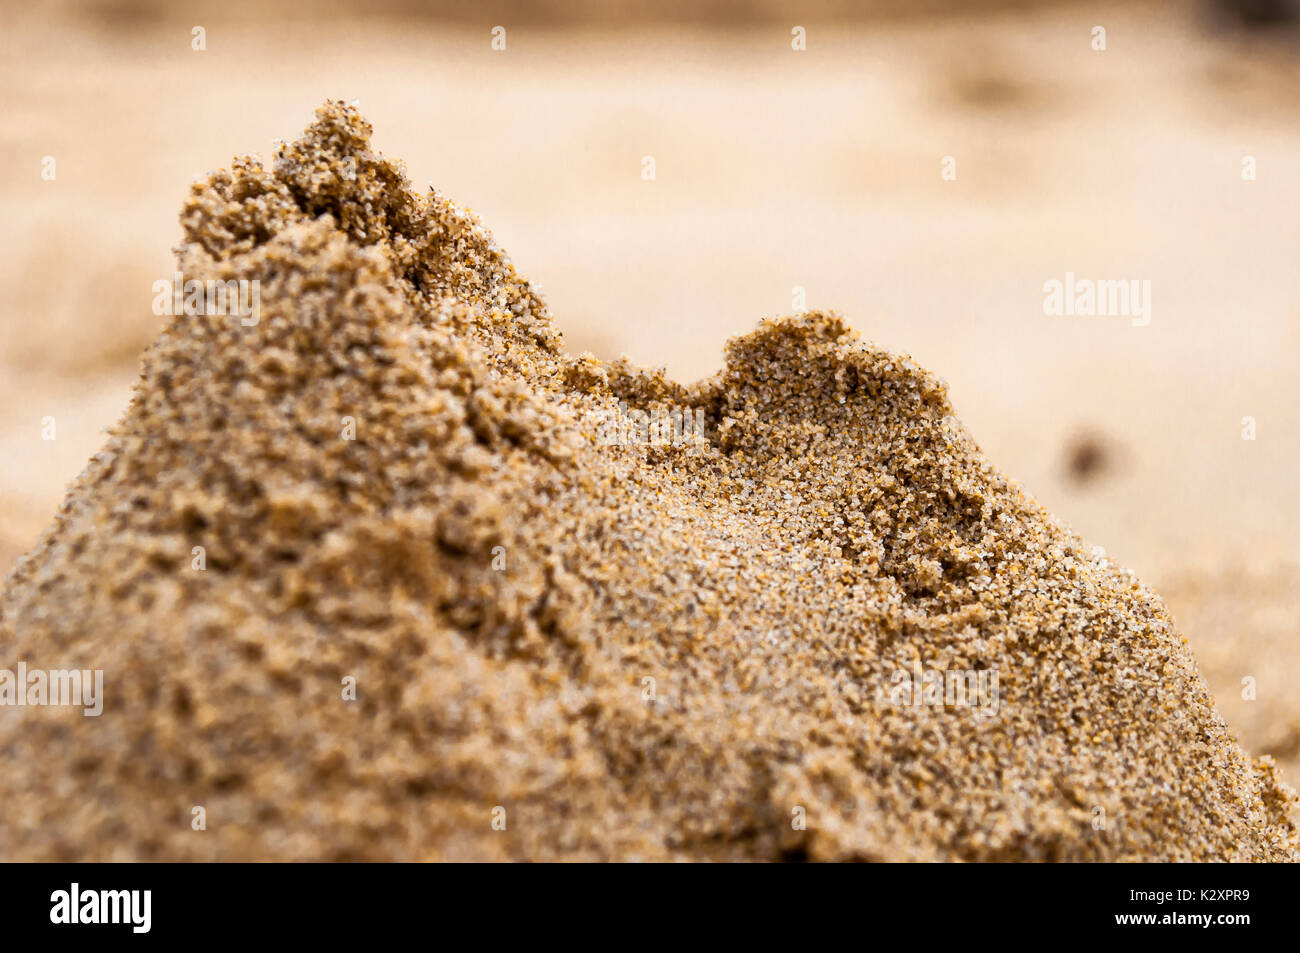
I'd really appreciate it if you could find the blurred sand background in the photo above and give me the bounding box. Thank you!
[3,1,1300,785]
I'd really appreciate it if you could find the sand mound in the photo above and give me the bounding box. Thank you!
[0,102,1294,861]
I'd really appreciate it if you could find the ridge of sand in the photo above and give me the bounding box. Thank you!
[0,102,1294,861]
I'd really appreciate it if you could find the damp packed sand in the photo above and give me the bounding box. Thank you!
[0,103,1294,862]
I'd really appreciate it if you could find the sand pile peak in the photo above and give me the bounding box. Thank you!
[0,101,1294,861]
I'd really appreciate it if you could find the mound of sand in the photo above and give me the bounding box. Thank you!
[0,102,1293,861]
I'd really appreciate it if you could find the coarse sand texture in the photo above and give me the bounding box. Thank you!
[0,102,1294,861]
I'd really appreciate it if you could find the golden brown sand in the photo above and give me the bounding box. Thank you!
[0,102,1294,861]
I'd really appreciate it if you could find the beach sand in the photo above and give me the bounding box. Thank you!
[0,102,1293,861]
